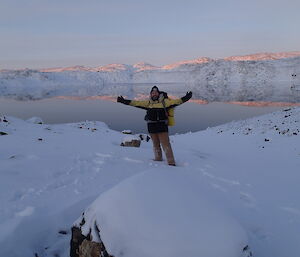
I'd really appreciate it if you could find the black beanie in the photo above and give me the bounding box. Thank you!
[150,86,160,93]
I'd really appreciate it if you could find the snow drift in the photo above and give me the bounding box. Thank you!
[74,169,249,257]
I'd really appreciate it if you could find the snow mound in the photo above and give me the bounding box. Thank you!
[26,116,43,124]
[122,134,140,143]
[75,170,249,257]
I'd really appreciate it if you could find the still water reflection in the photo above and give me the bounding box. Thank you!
[0,98,286,134]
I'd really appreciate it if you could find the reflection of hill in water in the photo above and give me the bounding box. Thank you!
[54,95,300,107]
[0,98,287,134]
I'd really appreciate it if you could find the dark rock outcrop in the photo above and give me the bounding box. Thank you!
[70,215,113,257]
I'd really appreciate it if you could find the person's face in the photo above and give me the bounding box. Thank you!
[151,90,159,100]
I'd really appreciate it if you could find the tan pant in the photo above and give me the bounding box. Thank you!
[150,132,175,165]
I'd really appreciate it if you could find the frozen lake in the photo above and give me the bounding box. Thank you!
[0,97,286,134]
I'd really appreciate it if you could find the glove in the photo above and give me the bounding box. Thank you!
[117,96,131,105]
[117,96,124,103]
[181,91,192,102]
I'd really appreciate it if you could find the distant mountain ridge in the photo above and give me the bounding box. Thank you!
[32,51,300,73]
[224,51,300,61]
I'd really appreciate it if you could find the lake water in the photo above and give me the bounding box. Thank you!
[0,98,286,134]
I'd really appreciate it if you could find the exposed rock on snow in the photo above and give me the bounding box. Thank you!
[0,115,10,135]
[0,116,9,123]
[121,130,132,134]
[120,135,141,147]
[70,226,112,257]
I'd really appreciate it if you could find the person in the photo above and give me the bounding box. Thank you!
[117,86,192,166]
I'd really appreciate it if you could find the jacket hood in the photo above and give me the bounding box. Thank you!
[150,86,160,93]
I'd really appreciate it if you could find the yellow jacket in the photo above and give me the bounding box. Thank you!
[129,96,183,126]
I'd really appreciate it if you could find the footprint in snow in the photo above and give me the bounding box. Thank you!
[95,153,112,158]
[211,183,228,192]
[191,149,209,159]
[123,157,143,163]
[94,159,105,165]
[15,206,35,217]
[202,171,240,186]
[93,152,113,166]
[10,188,36,201]
[26,154,39,160]
[250,226,272,241]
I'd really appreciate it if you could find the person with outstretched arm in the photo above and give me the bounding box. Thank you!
[117,86,192,166]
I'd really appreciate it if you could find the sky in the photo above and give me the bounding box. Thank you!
[1,0,300,69]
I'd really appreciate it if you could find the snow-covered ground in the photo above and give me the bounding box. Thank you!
[75,169,249,257]
[1,52,300,102]
[0,105,300,257]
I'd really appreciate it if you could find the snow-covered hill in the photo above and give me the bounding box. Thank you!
[1,51,300,102]
[0,106,299,257]
[224,51,300,61]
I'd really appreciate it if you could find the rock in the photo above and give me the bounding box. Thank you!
[122,130,132,134]
[243,245,253,257]
[120,140,141,147]
[79,239,101,257]
[70,225,113,257]
[70,226,88,257]
[121,135,141,147]
[58,230,68,235]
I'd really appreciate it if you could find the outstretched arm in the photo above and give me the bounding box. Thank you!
[181,91,193,103]
[117,96,149,110]
[117,96,131,105]
[165,91,193,108]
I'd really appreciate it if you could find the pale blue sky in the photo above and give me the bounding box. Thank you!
[1,0,299,69]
